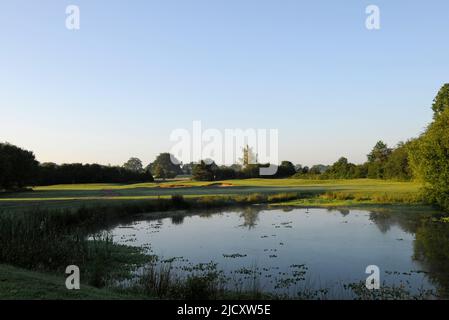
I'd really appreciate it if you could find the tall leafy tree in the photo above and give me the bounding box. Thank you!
[383,141,412,180]
[149,153,182,179]
[276,161,297,178]
[367,141,392,163]
[153,163,167,180]
[0,142,38,190]
[409,84,449,211]
[192,161,215,181]
[123,157,143,172]
[431,83,449,117]
[409,105,449,211]
[366,141,392,178]
[325,157,356,179]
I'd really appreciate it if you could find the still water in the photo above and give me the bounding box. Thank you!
[104,206,449,298]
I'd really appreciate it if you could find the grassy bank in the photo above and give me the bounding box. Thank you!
[273,189,425,208]
[0,264,143,299]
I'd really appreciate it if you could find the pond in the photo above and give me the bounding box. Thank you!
[102,206,449,298]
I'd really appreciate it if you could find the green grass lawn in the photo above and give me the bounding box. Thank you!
[0,264,142,300]
[29,178,421,190]
[0,178,423,211]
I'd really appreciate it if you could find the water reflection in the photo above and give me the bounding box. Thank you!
[170,214,185,225]
[364,208,449,297]
[237,206,260,229]
[414,218,449,297]
[99,205,449,297]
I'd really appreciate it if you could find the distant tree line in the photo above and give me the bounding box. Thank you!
[187,141,411,182]
[292,140,412,180]
[36,162,153,186]
[190,160,297,181]
[0,143,153,190]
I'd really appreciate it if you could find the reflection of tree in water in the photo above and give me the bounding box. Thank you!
[171,215,185,225]
[367,208,449,297]
[368,212,394,233]
[236,206,263,229]
[367,209,424,234]
[413,219,449,298]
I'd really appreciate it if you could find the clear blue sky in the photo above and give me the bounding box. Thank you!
[1,0,448,166]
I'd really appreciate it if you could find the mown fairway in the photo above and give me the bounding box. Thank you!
[0,179,422,211]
